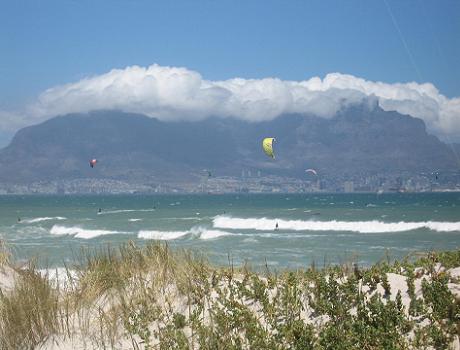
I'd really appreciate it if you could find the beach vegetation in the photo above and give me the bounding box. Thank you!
[0,241,459,349]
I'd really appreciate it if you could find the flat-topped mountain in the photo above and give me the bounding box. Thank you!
[0,106,457,184]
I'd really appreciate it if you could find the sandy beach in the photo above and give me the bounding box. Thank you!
[0,243,459,349]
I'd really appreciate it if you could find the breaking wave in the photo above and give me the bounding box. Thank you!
[138,226,235,240]
[212,216,460,233]
[138,230,189,240]
[50,225,127,239]
[190,227,234,240]
[23,217,66,224]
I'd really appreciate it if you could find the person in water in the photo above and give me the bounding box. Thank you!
[98,208,102,213]
[17,217,21,223]
[275,222,279,230]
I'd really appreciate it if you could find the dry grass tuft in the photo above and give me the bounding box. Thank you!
[0,240,10,267]
[0,264,60,349]
[0,242,459,349]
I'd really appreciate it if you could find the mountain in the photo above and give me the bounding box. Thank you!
[0,106,457,185]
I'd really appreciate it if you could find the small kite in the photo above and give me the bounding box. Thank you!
[262,138,276,159]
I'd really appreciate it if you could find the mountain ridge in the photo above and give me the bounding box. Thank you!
[0,106,457,185]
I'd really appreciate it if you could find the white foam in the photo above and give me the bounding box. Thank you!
[23,216,66,223]
[212,216,460,233]
[190,226,234,240]
[138,230,189,240]
[138,226,234,241]
[50,225,125,239]
[128,218,142,222]
[255,232,324,239]
[200,230,232,240]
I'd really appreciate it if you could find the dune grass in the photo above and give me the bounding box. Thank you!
[0,261,60,349]
[0,241,459,349]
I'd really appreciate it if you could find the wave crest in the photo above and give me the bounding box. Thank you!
[212,216,460,233]
[50,225,125,239]
[138,226,234,240]
[23,217,66,223]
[138,230,189,240]
[190,226,234,240]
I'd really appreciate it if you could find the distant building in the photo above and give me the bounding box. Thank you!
[344,181,354,192]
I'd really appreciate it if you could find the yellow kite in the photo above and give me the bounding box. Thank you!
[262,137,276,158]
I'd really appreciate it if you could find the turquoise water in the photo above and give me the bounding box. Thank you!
[1,193,459,269]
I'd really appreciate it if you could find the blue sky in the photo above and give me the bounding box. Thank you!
[0,0,459,145]
[1,0,459,105]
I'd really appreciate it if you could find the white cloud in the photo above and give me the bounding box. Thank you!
[3,64,460,140]
[0,110,29,131]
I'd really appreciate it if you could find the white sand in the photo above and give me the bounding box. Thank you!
[0,265,17,293]
[1,262,459,349]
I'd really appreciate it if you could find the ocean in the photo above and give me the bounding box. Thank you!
[1,193,459,269]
